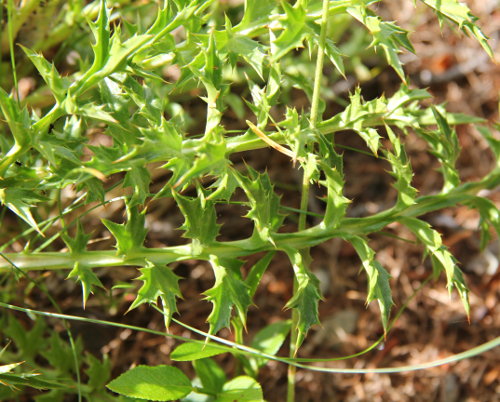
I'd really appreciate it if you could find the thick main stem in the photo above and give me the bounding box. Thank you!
[287,1,330,401]
[0,170,497,272]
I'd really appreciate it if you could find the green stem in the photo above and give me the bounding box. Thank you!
[0,172,498,272]
[7,0,19,100]
[309,0,330,128]
[287,171,311,402]
[288,1,330,400]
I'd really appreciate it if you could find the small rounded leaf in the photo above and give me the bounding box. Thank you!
[106,365,192,401]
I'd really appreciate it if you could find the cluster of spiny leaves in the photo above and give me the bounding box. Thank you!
[1,0,499,400]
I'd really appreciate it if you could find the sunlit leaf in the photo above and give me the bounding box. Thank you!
[205,256,251,334]
[128,261,182,327]
[106,365,192,401]
[102,205,147,255]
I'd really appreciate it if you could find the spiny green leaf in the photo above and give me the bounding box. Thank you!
[84,0,111,79]
[466,197,500,250]
[80,15,153,94]
[77,102,117,123]
[431,106,460,191]
[356,127,381,155]
[121,118,183,164]
[203,32,223,90]
[420,0,493,58]
[245,252,275,299]
[235,0,276,33]
[236,167,284,245]
[246,81,272,124]
[347,5,413,82]
[106,365,192,401]
[271,2,309,61]
[333,88,387,134]
[173,190,219,247]
[416,108,460,193]
[21,46,69,103]
[67,262,105,308]
[384,124,417,208]
[226,35,266,79]
[76,0,195,96]
[386,86,432,112]
[205,256,251,334]
[476,125,500,168]
[102,205,147,255]
[123,165,151,207]
[400,217,470,316]
[347,236,393,332]
[128,261,182,327]
[284,249,322,350]
[207,169,239,201]
[166,130,227,189]
[324,39,346,77]
[36,132,83,167]
[0,87,33,149]
[0,186,46,235]
[321,162,350,228]
[62,223,90,254]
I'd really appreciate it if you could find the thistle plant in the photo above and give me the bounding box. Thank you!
[0,0,499,400]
